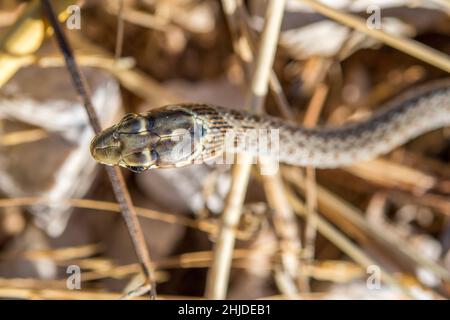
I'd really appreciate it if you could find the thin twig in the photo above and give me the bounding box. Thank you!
[41,0,156,299]
[114,0,124,60]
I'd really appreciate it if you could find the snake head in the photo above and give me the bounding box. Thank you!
[90,106,204,172]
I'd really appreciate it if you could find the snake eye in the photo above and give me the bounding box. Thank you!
[147,116,155,130]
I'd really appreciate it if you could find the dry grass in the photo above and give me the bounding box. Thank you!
[0,0,449,300]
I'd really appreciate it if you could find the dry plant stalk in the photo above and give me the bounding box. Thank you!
[0,287,199,300]
[0,128,48,145]
[260,171,304,295]
[284,185,416,298]
[223,0,294,119]
[205,0,287,299]
[222,0,304,295]
[0,197,257,239]
[347,159,436,191]
[59,35,179,105]
[298,0,450,72]
[283,168,450,283]
[302,81,329,286]
[1,0,449,301]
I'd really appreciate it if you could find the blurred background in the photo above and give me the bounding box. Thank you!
[0,0,449,299]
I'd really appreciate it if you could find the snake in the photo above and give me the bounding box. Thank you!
[90,79,450,173]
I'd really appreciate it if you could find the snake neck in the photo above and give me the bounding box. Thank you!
[184,79,450,168]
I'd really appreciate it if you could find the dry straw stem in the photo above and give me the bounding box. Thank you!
[22,248,362,290]
[205,0,287,300]
[240,2,304,293]
[282,168,450,283]
[0,278,68,290]
[222,0,294,119]
[113,0,124,60]
[0,128,48,145]
[22,243,102,261]
[1,34,178,106]
[347,159,436,192]
[72,253,363,284]
[260,170,304,295]
[105,0,172,32]
[297,0,450,73]
[70,35,179,105]
[0,197,254,239]
[204,154,253,299]
[32,50,178,105]
[284,186,416,299]
[222,0,303,295]
[0,288,199,300]
[78,248,275,282]
[429,0,450,11]
[301,81,329,282]
[0,0,76,88]
[0,271,169,287]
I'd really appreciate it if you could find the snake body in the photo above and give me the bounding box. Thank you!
[90,79,450,172]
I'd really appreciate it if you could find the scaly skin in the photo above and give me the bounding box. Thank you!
[91,79,450,172]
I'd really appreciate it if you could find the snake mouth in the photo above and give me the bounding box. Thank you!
[89,136,99,159]
[91,145,121,165]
